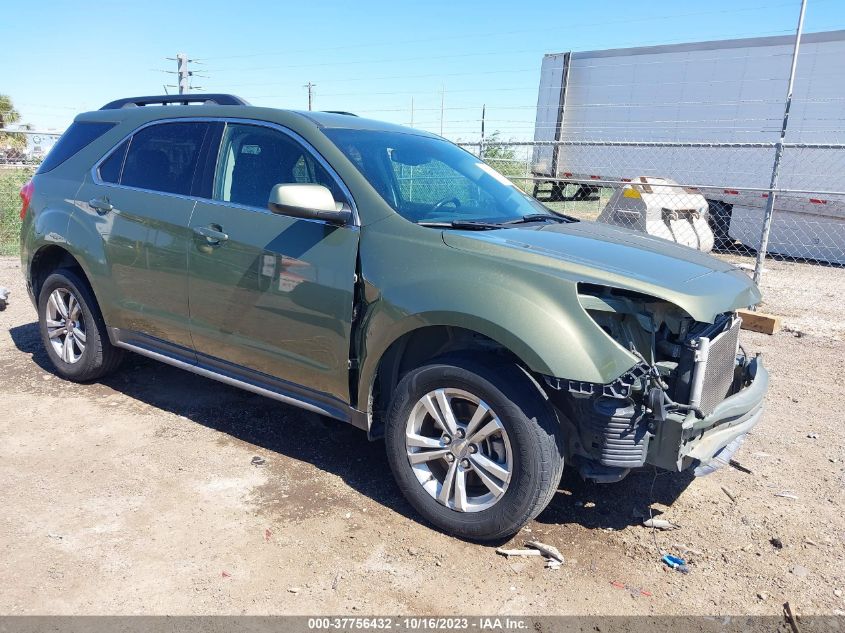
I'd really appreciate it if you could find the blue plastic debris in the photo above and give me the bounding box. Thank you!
[662,554,690,574]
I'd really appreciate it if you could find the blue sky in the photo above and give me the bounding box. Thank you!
[1,0,841,139]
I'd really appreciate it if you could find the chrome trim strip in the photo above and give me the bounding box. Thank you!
[114,339,345,420]
[89,116,360,227]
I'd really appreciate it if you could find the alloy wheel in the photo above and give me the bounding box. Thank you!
[405,388,512,512]
[45,288,86,364]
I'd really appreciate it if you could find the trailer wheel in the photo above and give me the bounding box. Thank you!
[707,200,733,251]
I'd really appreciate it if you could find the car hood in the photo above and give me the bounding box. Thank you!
[441,221,761,323]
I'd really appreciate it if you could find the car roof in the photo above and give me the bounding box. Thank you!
[75,96,438,138]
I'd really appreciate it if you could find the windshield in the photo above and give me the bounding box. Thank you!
[323,128,555,224]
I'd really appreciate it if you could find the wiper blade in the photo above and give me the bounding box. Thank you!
[417,220,504,230]
[507,213,579,224]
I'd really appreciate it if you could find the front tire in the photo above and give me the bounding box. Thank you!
[37,270,123,382]
[385,356,564,541]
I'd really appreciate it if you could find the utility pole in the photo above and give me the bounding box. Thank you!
[480,104,486,158]
[439,85,445,137]
[410,96,415,127]
[165,53,205,94]
[177,53,190,94]
[304,82,316,111]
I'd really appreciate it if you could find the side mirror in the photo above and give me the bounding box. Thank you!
[267,184,352,225]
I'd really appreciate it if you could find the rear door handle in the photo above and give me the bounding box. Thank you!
[88,197,113,214]
[193,225,229,244]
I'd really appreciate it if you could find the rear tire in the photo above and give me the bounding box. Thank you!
[385,355,564,541]
[37,270,123,382]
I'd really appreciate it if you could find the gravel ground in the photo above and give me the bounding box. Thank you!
[0,255,842,616]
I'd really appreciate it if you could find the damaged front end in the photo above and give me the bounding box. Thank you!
[544,284,768,482]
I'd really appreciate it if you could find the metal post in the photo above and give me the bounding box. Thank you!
[439,85,445,137]
[480,104,486,159]
[176,53,189,94]
[753,0,807,285]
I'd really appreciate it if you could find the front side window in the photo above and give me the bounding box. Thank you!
[213,123,346,209]
[323,128,551,224]
[120,122,209,195]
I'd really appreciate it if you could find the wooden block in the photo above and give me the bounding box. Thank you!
[737,309,782,335]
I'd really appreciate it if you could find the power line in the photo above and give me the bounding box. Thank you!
[198,0,819,62]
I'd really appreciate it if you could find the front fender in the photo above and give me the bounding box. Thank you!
[355,254,639,410]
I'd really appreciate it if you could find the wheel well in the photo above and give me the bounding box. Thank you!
[368,325,524,439]
[30,246,87,301]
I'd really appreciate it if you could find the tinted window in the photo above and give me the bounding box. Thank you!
[36,121,115,174]
[98,139,128,184]
[214,123,345,209]
[121,122,209,195]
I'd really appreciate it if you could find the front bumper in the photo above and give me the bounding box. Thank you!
[648,355,768,472]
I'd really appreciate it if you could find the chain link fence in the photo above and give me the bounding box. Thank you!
[459,139,845,278]
[0,164,36,257]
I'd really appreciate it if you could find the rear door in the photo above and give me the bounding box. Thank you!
[76,120,211,350]
[187,121,359,405]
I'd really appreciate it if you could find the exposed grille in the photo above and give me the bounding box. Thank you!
[694,317,741,415]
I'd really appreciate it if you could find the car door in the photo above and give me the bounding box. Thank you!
[187,121,359,405]
[77,120,211,350]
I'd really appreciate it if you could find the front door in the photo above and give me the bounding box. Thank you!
[76,120,211,350]
[187,122,359,404]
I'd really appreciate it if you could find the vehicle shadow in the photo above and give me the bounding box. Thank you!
[536,467,695,530]
[10,320,696,540]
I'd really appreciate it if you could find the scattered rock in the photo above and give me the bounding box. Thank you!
[834,589,842,598]
[770,537,784,549]
[288,587,300,594]
[790,565,809,578]
[807,433,818,439]
[251,456,266,466]
[757,592,768,601]
[407,546,421,556]
[643,518,679,530]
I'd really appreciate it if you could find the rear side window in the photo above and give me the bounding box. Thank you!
[36,121,116,174]
[120,122,209,195]
[98,139,129,184]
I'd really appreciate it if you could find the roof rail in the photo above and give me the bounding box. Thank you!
[322,110,359,117]
[100,94,250,110]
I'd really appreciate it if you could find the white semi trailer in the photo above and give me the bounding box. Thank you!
[532,30,845,263]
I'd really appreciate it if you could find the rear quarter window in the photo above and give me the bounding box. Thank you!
[36,121,116,174]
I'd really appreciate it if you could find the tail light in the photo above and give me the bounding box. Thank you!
[19,179,34,220]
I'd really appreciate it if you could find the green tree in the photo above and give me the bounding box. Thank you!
[481,131,530,192]
[0,95,27,154]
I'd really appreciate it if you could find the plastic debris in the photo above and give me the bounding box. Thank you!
[251,456,266,466]
[643,518,678,530]
[774,491,799,500]
[610,580,652,598]
[662,554,690,574]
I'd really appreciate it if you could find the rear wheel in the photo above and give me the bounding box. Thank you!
[385,356,564,541]
[37,270,123,382]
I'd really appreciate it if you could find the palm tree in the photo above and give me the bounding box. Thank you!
[0,95,26,153]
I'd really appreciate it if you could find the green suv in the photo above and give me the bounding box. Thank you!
[20,94,768,540]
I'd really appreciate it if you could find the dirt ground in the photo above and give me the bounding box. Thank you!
[0,254,842,616]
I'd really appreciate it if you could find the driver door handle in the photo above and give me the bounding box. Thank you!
[193,225,229,244]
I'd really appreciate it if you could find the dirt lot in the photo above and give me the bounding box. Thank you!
[0,254,842,616]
